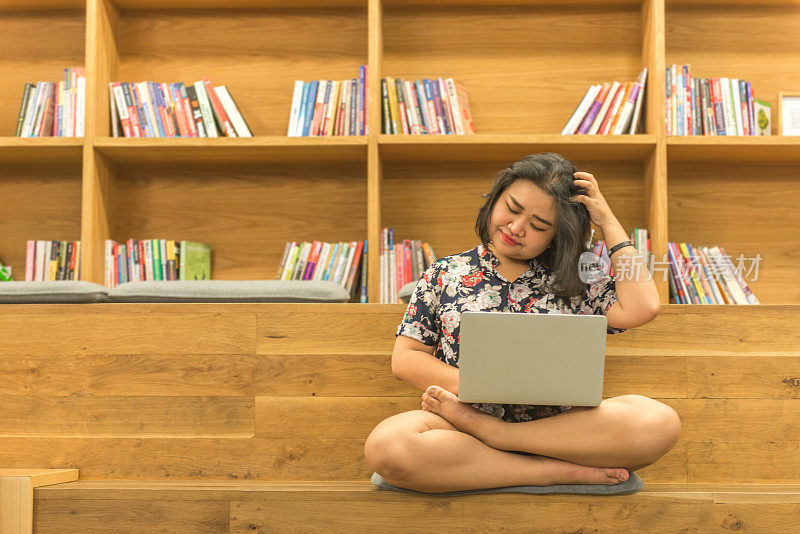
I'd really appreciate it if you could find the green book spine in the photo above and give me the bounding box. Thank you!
[151,239,162,281]
[0,259,12,281]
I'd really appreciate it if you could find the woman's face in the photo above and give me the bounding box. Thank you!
[488,180,557,265]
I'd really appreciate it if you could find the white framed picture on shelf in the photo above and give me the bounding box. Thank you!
[777,91,800,135]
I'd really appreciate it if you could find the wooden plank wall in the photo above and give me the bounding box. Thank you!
[0,304,798,483]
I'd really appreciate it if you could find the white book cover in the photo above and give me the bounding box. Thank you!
[708,246,748,304]
[600,84,627,135]
[280,242,297,280]
[137,82,156,137]
[445,78,464,135]
[341,242,357,289]
[719,77,733,136]
[628,68,648,134]
[32,82,51,137]
[193,81,218,137]
[341,79,351,136]
[214,85,252,137]
[288,80,303,136]
[701,247,731,304]
[21,82,41,137]
[561,84,600,135]
[613,82,640,135]
[310,80,327,136]
[314,243,331,281]
[588,81,621,135]
[76,74,86,136]
[730,79,744,136]
[324,80,340,136]
[333,242,351,285]
[295,242,312,281]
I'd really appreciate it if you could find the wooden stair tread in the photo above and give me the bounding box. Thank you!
[35,480,800,503]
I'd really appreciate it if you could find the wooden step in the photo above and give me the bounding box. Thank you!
[1,469,77,533]
[32,480,800,533]
[0,304,797,484]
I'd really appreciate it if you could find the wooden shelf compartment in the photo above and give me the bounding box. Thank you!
[0,7,85,137]
[667,160,800,305]
[91,158,368,283]
[0,162,83,281]
[93,136,368,164]
[667,137,800,163]
[379,156,650,263]
[382,2,649,135]
[665,1,800,137]
[378,134,658,163]
[89,1,368,138]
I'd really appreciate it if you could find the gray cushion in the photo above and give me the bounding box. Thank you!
[107,280,350,303]
[371,471,643,496]
[0,281,109,303]
[399,282,417,304]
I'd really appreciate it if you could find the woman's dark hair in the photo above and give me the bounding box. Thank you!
[475,152,592,299]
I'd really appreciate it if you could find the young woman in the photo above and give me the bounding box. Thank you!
[364,153,681,493]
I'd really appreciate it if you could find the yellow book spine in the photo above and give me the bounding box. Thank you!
[386,76,400,134]
[680,242,708,303]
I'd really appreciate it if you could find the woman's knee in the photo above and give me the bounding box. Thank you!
[364,410,453,479]
[614,394,681,459]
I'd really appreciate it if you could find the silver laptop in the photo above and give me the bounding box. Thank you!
[458,311,607,407]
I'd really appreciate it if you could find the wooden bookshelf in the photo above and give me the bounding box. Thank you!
[1,0,799,304]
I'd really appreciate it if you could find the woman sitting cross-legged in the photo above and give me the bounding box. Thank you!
[364,152,681,494]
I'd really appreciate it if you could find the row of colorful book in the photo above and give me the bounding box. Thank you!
[668,242,758,305]
[591,227,650,278]
[22,240,82,281]
[109,77,251,138]
[380,228,438,304]
[277,240,368,302]
[665,64,769,136]
[562,68,648,135]
[287,65,368,137]
[14,68,86,137]
[382,77,475,135]
[105,239,211,289]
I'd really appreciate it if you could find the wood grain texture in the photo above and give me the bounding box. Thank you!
[112,161,367,281]
[0,163,83,281]
[668,162,800,304]
[383,4,643,135]
[0,10,85,136]
[666,2,800,136]
[115,7,367,137]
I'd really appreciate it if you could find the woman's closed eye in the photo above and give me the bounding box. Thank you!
[506,204,545,231]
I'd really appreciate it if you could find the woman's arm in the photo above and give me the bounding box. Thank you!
[601,217,660,329]
[571,171,660,329]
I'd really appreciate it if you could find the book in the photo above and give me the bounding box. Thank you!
[214,85,252,137]
[753,98,771,135]
[179,241,211,281]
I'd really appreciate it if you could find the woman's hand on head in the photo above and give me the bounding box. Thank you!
[570,171,617,228]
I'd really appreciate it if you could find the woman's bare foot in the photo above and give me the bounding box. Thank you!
[421,385,507,447]
[556,462,630,485]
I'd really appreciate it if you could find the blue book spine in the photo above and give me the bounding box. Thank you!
[745,81,754,135]
[148,82,166,138]
[359,65,366,135]
[323,243,340,281]
[302,81,319,137]
[413,80,428,134]
[422,79,439,134]
[432,80,451,134]
[131,84,152,138]
[296,82,309,137]
[169,83,184,136]
[360,239,368,303]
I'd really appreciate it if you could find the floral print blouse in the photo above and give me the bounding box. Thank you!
[395,243,625,423]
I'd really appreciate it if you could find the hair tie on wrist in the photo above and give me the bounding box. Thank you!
[608,240,633,256]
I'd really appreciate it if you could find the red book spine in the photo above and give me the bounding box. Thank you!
[404,240,412,286]
[180,86,198,137]
[303,241,322,280]
[345,240,364,292]
[69,241,77,280]
[202,77,236,137]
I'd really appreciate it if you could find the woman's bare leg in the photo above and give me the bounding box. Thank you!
[421,386,681,470]
[365,410,629,494]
